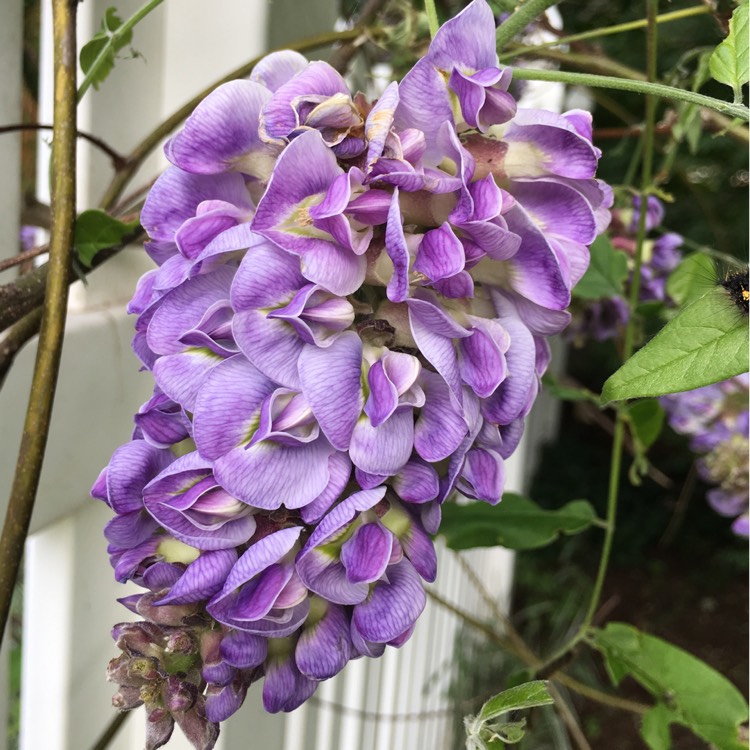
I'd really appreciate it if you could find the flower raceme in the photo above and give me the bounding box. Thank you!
[93,1,611,745]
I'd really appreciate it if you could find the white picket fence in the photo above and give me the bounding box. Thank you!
[0,2,566,748]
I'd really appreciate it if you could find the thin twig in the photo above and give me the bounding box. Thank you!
[548,683,593,750]
[0,0,78,646]
[0,122,128,169]
[658,461,698,548]
[0,245,50,274]
[426,589,649,716]
[89,711,131,750]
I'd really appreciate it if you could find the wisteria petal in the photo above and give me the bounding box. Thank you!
[213,437,334,510]
[300,452,352,524]
[152,349,226,412]
[296,602,352,680]
[106,440,174,514]
[298,333,363,451]
[340,523,393,584]
[232,309,304,388]
[353,559,426,643]
[263,655,317,713]
[141,168,251,243]
[156,549,238,605]
[220,630,268,668]
[165,80,277,177]
[250,50,308,92]
[349,410,413,476]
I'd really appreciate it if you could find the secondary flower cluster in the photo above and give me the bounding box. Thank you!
[568,195,682,343]
[93,1,610,745]
[661,374,749,536]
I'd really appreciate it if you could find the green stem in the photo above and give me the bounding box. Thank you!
[499,4,709,61]
[0,0,78,647]
[582,0,660,632]
[510,67,750,121]
[98,28,360,211]
[495,0,560,51]
[424,0,439,38]
[77,0,165,102]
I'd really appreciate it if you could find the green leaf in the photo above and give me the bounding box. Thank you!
[710,0,749,104]
[590,623,749,750]
[478,681,554,723]
[74,209,140,267]
[601,288,749,403]
[666,253,717,307]
[640,704,674,750]
[573,235,629,300]
[439,494,598,551]
[626,399,664,451]
[79,7,134,91]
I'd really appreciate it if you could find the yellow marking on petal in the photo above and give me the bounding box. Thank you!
[157,537,201,565]
[503,141,549,178]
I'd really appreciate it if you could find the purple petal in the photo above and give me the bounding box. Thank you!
[213,437,334,510]
[250,50,308,92]
[384,188,410,302]
[263,654,317,713]
[231,239,304,310]
[205,679,247,722]
[147,266,235,355]
[155,549,237,605]
[457,448,505,504]
[502,203,570,310]
[300,451,352,524]
[340,523,393,584]
[104,510,159,548]
[232,309,304,388]
[106,440,174,514]
[295,601,352,680]
[152,349,226,413]
[414,370,469,462]
[141,168,251,243]
[165,80,278,177]
[352,559,425,643]
[193,355,275,459]
[220,630,268,668]
[298,333,363,451]
[414,223,465,282]
[349,410,414,476]
[392,460,439,503]
[262,61,349,139]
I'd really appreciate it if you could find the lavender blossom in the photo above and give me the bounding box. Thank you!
[568,195,682,344]
[661,375,749,536]
[95,2,611,745]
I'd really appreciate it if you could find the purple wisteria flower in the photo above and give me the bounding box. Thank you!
[568,195,682,344]
[94,2,610,746]
[661,374,749,536]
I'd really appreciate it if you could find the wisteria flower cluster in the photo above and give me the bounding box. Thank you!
[92,1,610,745]
[661,374,749,537]
[568,195,682,343]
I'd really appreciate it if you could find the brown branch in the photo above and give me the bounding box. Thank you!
[0,225,144,335]
[21,197,51,230]
[0,0,78,646]
[0,122,128,169]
